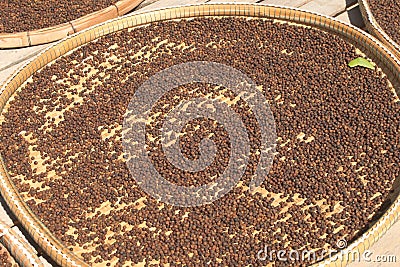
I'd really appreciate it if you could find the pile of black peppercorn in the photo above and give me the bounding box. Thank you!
[0,0,117,33]
[0,17,399,267]
[368,0,400,45]
[0,244,17,267]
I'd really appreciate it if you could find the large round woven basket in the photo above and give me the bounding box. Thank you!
[0,4,399,267]
[358,0,400,59]
[0,0,143,48]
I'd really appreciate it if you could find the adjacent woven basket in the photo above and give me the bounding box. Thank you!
[358,0,400,59]
[0,0,143,48]
[0,219,42,267]
[0,4,399,267]
[0,242,18,267]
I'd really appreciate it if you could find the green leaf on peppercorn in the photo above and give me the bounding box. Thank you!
[348,57,375,69]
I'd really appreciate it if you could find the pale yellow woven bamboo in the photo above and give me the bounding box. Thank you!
[0,0,144,48]
[358,0,400,59]
[0,4,399,267]
[0,219,43,267]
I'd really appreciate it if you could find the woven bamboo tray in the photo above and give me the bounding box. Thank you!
[0,0,143,48]
[358,0,400,59]
[0,219,42,267]
[0,3,399,267]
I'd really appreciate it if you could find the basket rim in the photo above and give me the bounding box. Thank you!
[0,3,399,267]
[0,0,143,48]
[358,0,400,59]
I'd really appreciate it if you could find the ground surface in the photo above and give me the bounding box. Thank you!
[0,0,398,266]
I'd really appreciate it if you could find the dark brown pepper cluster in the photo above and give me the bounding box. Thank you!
[0,0,117,33]
[368,0,400,45]
[0,17,399,267]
